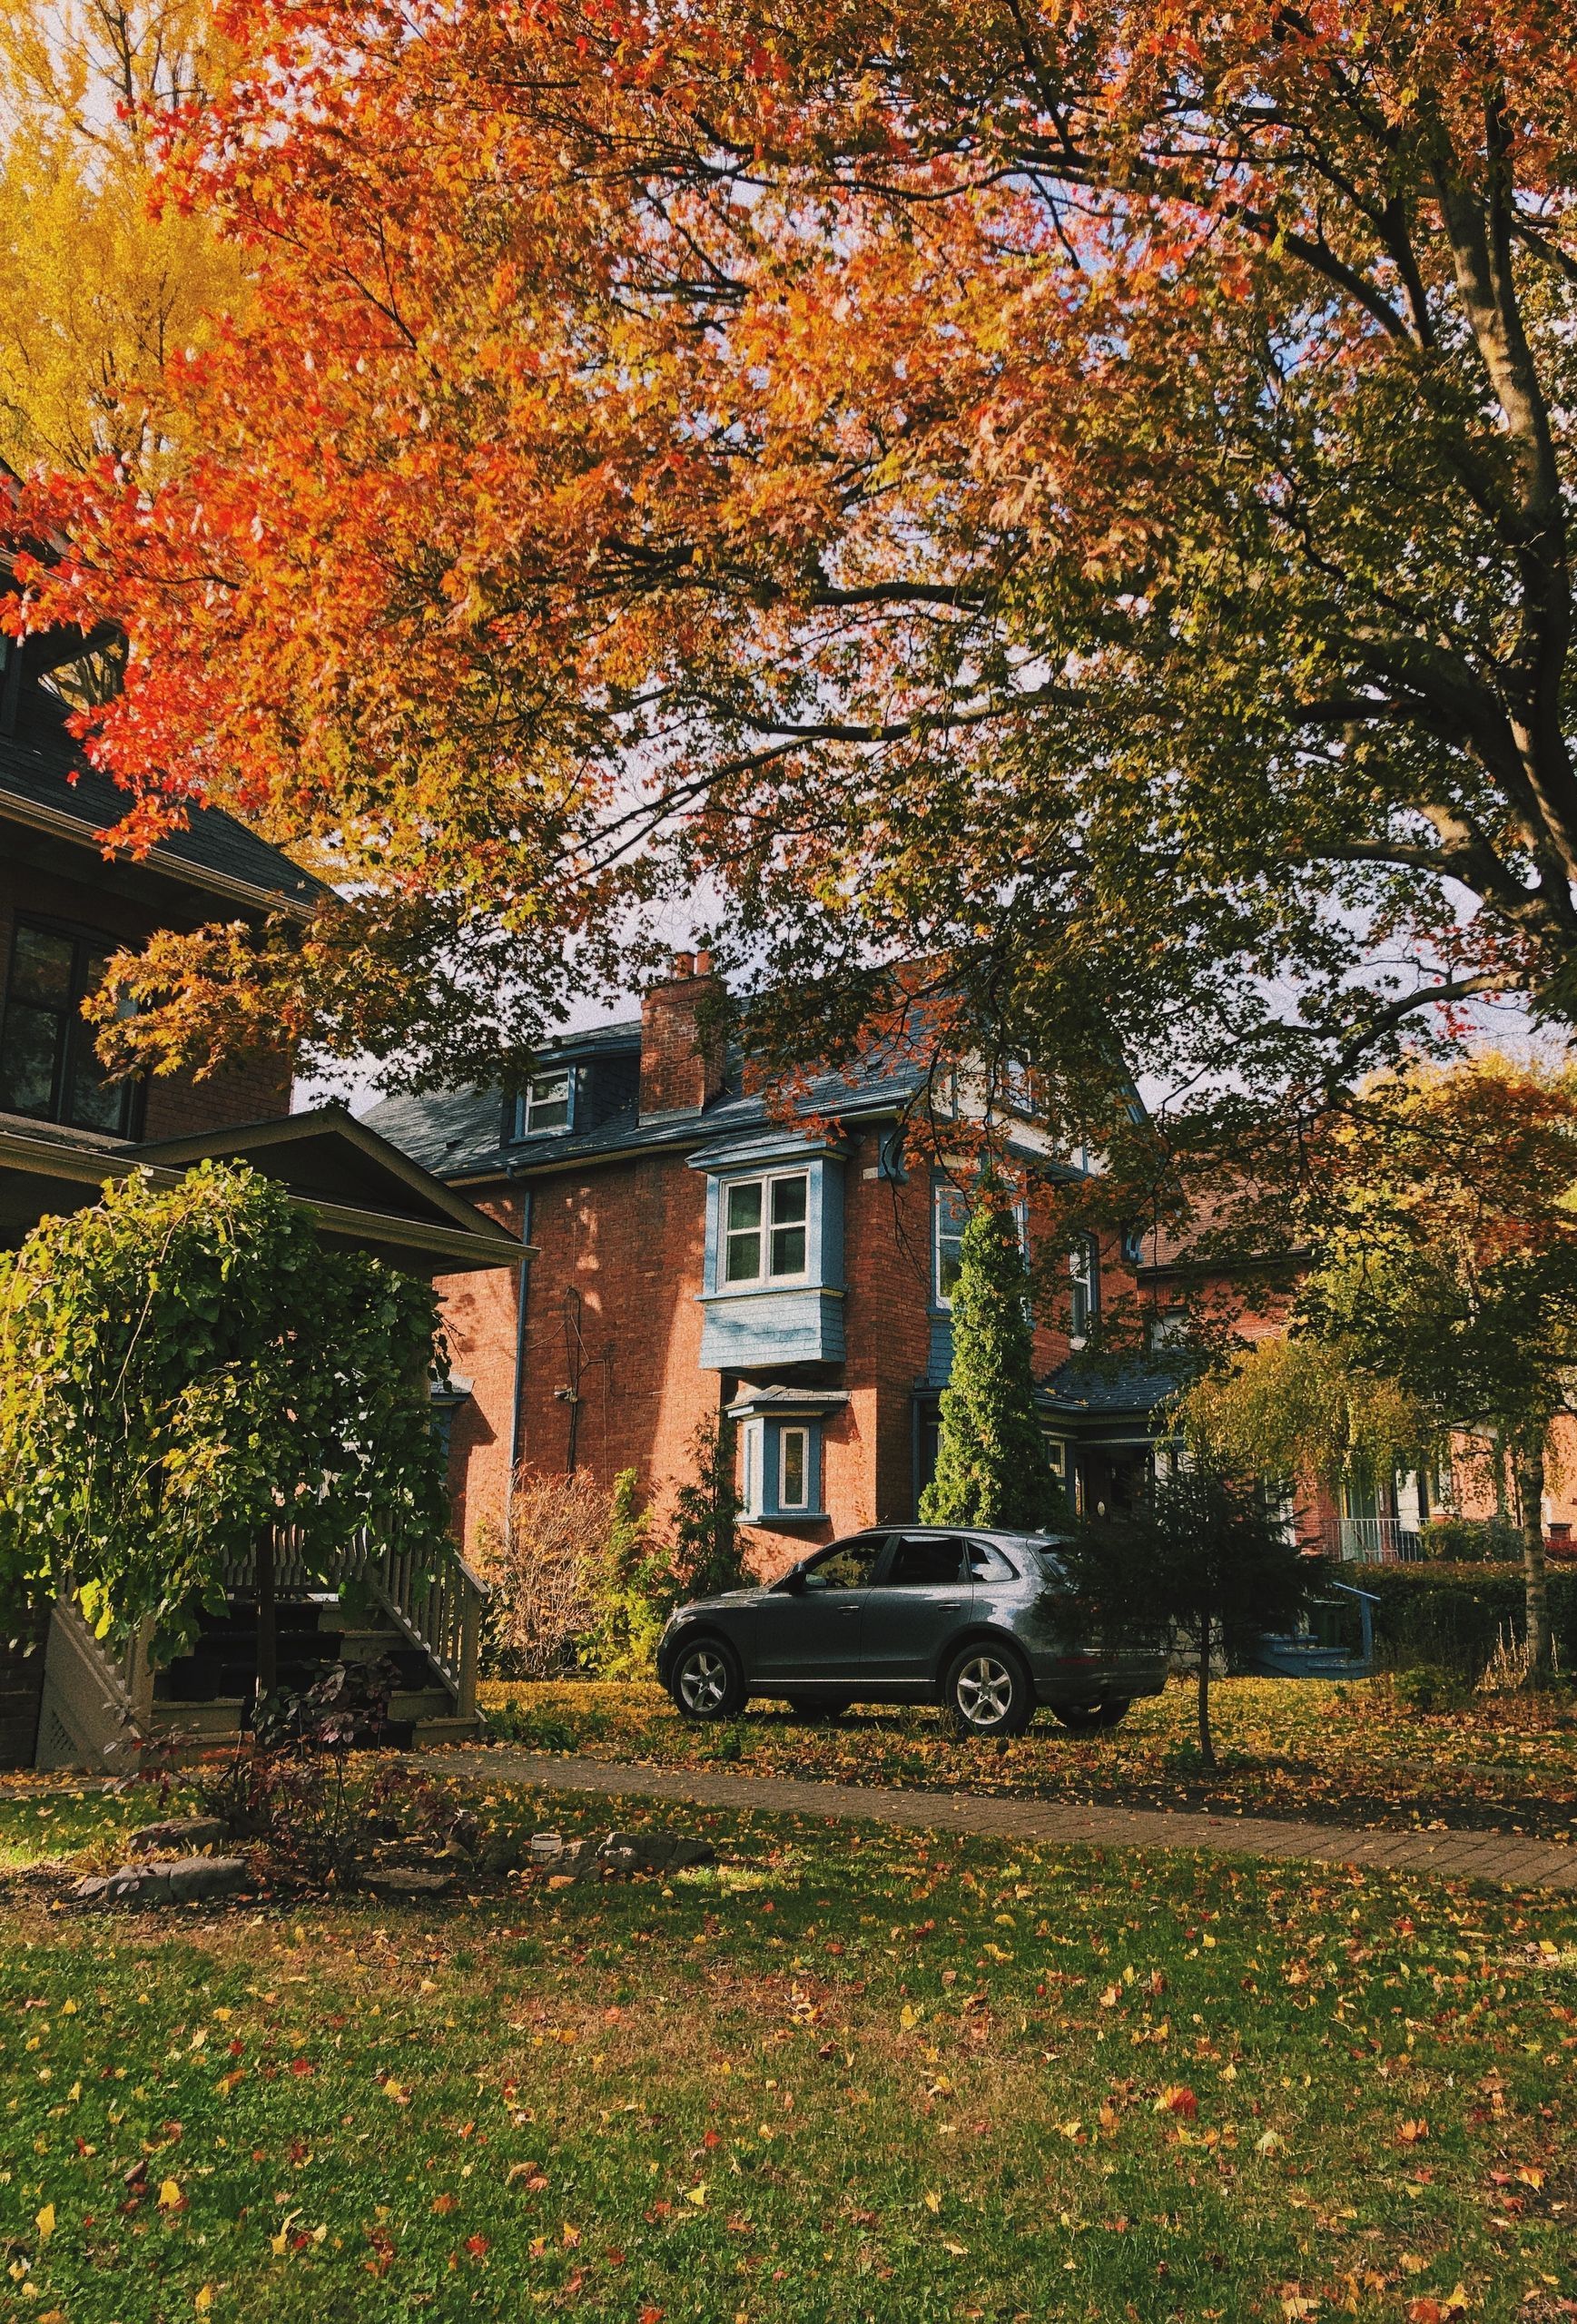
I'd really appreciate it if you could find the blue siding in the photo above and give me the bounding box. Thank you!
[695,1148,845,1370]
[700,1286,845,1367]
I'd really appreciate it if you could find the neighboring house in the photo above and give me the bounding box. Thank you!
[0,605,522,1768]
[365,951,1176,1573]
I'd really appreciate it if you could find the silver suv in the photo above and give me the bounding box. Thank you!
[656,1526,1167,1737]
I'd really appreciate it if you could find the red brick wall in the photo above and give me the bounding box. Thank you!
[637,961,725,1118]
[0,853,291,1137]
[434,1128,1093,1581]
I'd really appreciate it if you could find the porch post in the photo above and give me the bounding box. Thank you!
[255,1528,278,1708]
[458,1581,481,1722]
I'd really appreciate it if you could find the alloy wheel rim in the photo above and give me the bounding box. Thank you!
[679,1649,727,1713]
[956,1656,1013,1728]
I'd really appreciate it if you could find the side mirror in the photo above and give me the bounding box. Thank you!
[776,1565,807,1595]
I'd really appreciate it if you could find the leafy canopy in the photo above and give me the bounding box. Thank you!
[5,2,1577,1156]
[0,1159,448,1654]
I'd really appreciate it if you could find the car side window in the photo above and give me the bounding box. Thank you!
[886,1534,967,1587]
[966,1541,1020,1581]
[805,1534,887,1590]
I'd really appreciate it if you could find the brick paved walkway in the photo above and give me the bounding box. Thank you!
[426,1748,1577,1892]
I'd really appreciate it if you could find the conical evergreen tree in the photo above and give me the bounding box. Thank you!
[920,1193,1058,1529]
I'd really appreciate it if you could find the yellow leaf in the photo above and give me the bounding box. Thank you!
[195,2288,214,2314]
[1098,1984,1119,2008]
[942,2240,970,2255]
[923,2191,941,2214]
[270,2231,287,2257]
[159,2179,183,2211]
[899,2004,920,2030]
[381,2079,408,2103]
[683,2184,707,2208]
[34,2205,54,2242]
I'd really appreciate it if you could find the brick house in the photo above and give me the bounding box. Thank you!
[366,952,1168,1575]
[0,600,520,1767]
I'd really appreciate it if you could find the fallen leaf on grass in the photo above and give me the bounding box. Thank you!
[1154,2086,1198,2119]
[34,2205,54,2241]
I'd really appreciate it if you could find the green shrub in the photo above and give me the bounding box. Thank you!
[1417,1515,1523,1563]
[1385,1663,1474,1715]
[480,1700,581,1751]
[1352,1561,1577,1677]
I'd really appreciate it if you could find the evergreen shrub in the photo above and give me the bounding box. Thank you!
[1353,1561,1577,1676]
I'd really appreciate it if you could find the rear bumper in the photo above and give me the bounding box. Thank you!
[1029,1654,1167,1704]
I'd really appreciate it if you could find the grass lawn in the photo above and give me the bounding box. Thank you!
[1,1769,1574,2323]
[478,1677,1577,1843]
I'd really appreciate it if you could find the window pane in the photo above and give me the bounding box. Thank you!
[724,1180,764,1283]
[9,926,73,1008]
[889,1536,963,1586]
[0,1002,60,1116]
[725,1181,762,1233]
[769,1176,807,1226]
[780,1428,807,1508]
[935,1185,966,1303]
[812,1534,883,1589]
[769,1221,806,1276]
[66,1049,126,1133]
[525,1070,570,1131]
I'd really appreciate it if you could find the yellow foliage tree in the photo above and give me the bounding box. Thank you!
[0,1,242,482]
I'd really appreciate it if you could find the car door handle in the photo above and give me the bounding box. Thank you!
[934,1600,963,1612]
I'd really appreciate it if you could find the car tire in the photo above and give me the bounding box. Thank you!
[787,1696,853,1724]
[1052,1698,1129,1733]
[942,1642,1034,1738]
[668,1636,745,1722]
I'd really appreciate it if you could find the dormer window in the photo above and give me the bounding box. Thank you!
[517,1068,573,1137]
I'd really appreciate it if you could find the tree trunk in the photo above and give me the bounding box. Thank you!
[1197,1612,1215,1768]
[255,1529,278,1712]
[1512,1434,1553,1686]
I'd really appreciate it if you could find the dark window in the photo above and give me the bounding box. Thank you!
[887,1534,966,1587]
[806,1533,887,1590]
[0,921,135,1134]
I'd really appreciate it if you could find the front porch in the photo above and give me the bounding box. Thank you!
[33,1531,486,1772]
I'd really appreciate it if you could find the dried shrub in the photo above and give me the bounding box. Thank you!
[477,1467,612,1679]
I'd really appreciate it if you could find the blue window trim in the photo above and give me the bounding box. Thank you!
[738,1414,827,1524]
[511,1066,577,1140]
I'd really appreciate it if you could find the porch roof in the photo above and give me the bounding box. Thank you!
[0,1106,525,1274]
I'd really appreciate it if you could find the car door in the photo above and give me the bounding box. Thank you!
[857,1532,971,1687]
[749,1532,890,1686]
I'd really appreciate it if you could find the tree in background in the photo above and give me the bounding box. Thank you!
[922,1193,1057,1531]
[0,1,242,498]
[1173,1337,1439,1537]
[1059,1468,1317,1768]
[0,1161,448,1693]
[1176,1057,1577,1682]
[5,1,1577,1157]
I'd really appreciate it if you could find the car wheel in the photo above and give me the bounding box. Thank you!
[787,1696,853,1724]
[668,1637,745,1722]
[943,1643,1034,1738]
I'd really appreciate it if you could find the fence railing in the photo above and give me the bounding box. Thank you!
[1323,1516,1424,1564]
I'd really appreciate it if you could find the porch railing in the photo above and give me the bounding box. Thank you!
[1323,1516,1423,1564]
[217,1525,486,1720]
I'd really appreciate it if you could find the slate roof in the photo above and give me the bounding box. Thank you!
[362,1037,941,1185]
[1040,1354,1192,1417]
[0,686,322,911]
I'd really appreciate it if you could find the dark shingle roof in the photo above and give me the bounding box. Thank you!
[0,688,321,911]
[1040,1354,1190,1416]
[362,1042,940,1184]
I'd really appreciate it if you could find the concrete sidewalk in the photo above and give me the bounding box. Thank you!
[422,1748,1577,1891]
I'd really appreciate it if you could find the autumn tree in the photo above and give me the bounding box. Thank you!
[0,2,242,496]
[4,2,1577,1160]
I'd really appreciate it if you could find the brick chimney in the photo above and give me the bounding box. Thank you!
[639,950,725,1119]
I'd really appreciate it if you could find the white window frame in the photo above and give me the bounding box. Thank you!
[1069,1233,1099,1339]
[719,1168,811,1288]
[518,1068,573,1136]
[778,1424,811,1512]
[739,1421,762,1518]
[933,1181,967,1310]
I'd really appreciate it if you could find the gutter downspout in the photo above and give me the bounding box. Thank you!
[505,1176,533,1551]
